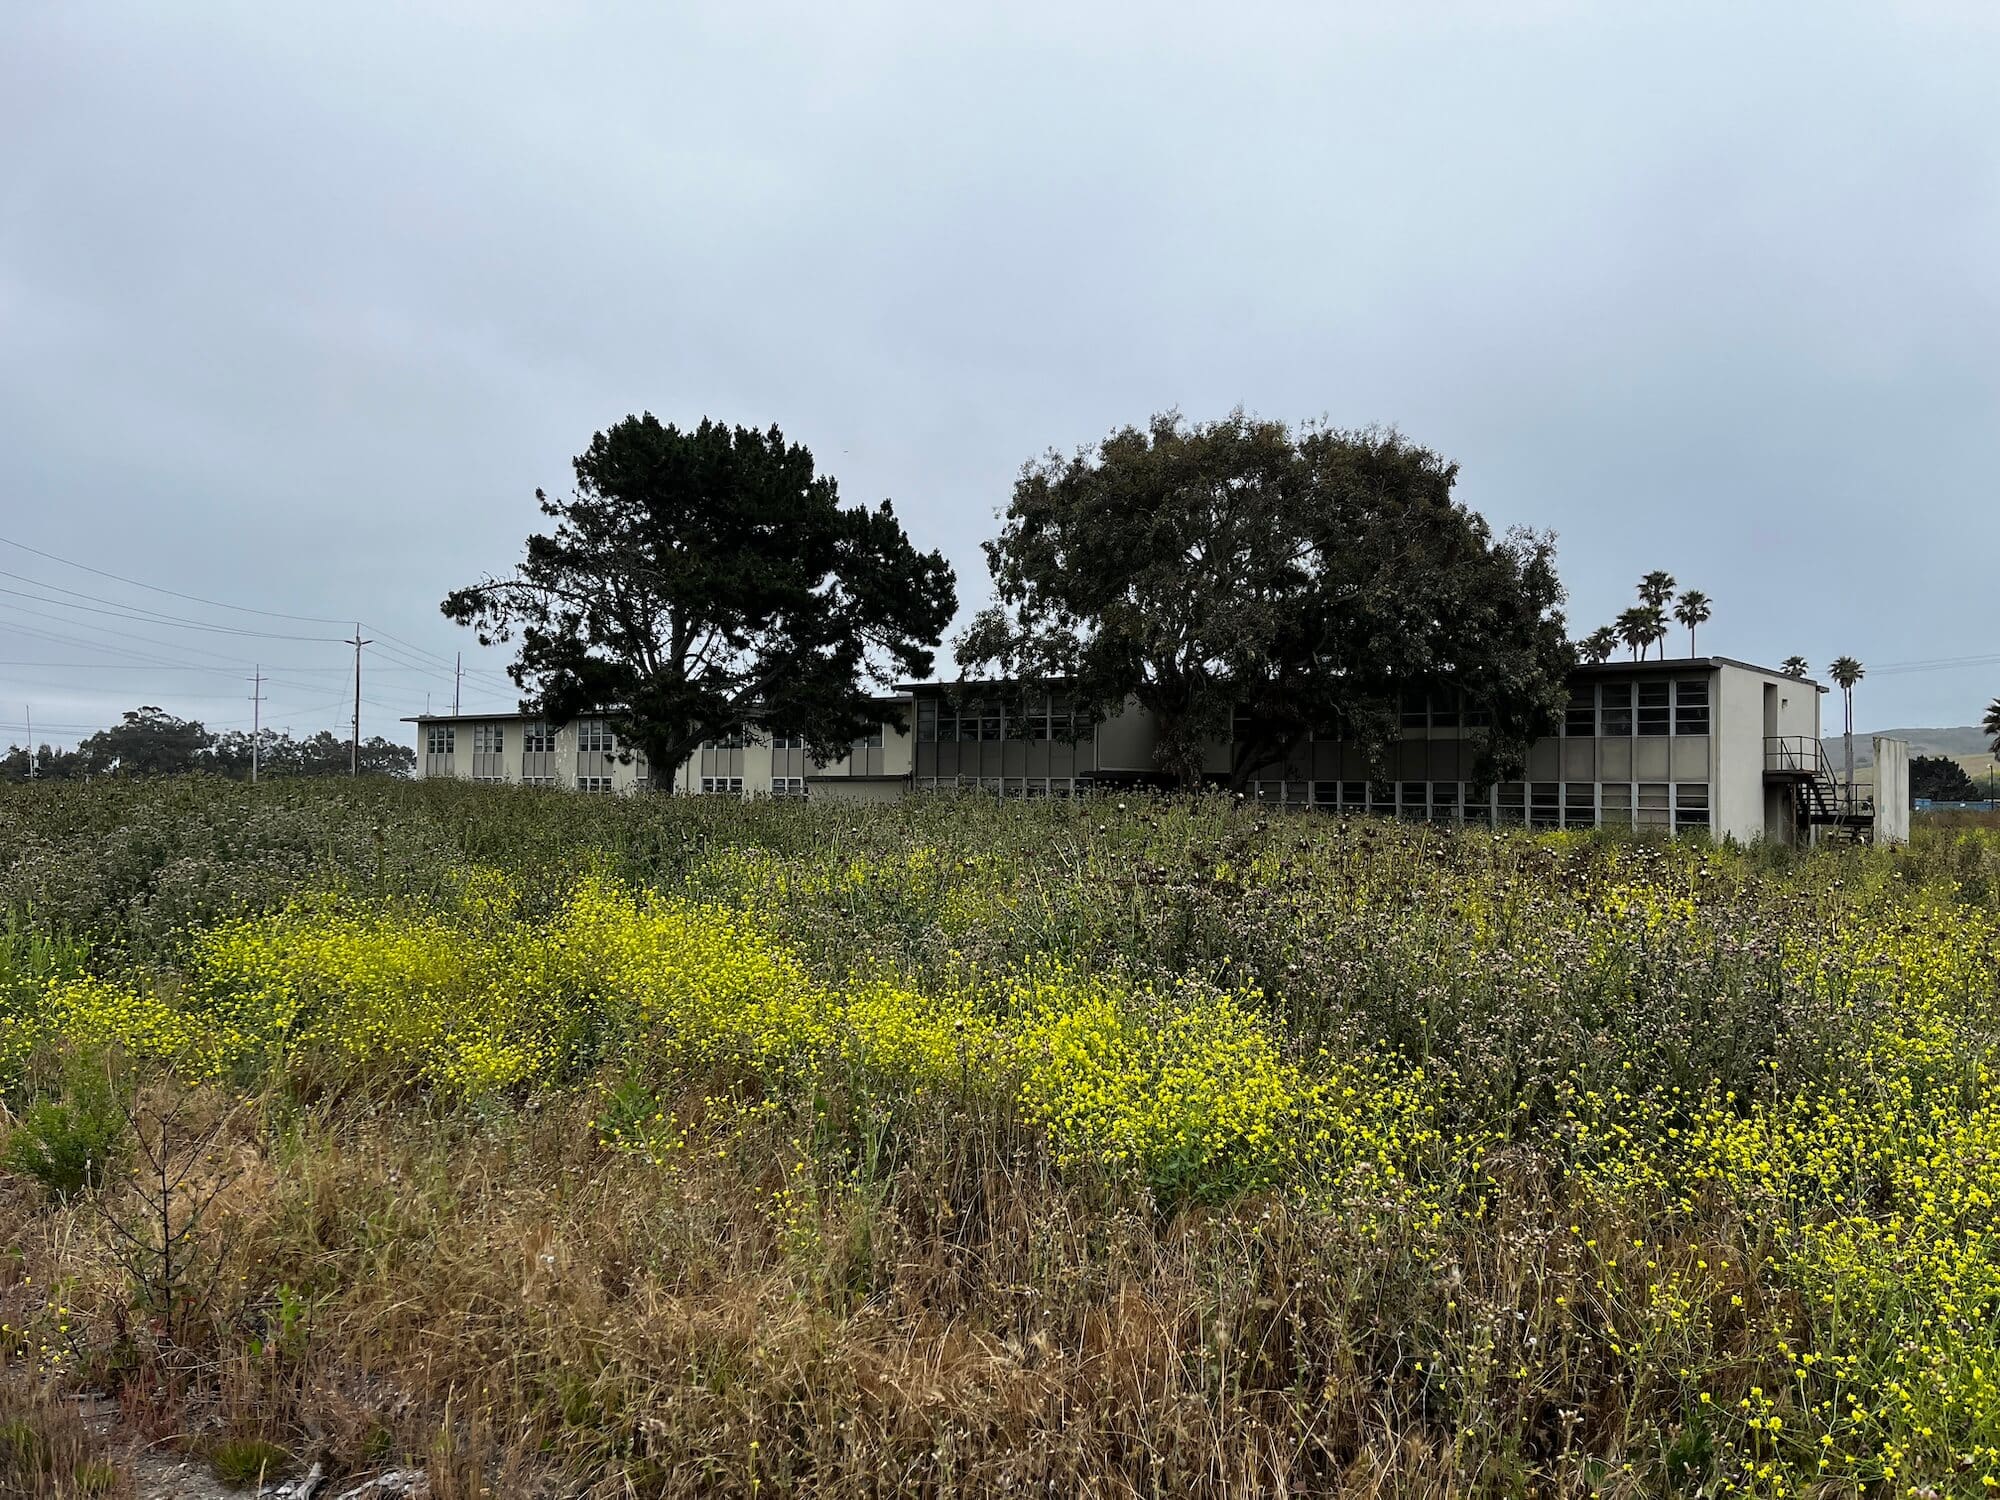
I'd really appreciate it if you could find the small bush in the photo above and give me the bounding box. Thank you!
[2,1052,127,1200]
[209,1436,289,1487]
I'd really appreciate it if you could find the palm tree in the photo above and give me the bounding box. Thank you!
[1984,696,2000,807]
[1640,604,1670,662]
[1578,626,1618,665]
[1828,657,1865,812]
[1672,590,1712,657]
[1780,656,1809,679]
[1637,571,1677,611]
[1615,608,1651,662]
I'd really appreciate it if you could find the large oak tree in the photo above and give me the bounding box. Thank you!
[956,411,1571,788]
[443,415,956,785]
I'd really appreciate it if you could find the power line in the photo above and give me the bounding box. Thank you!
[0,583,343,642]
[0,661,497,673]
[0,533,352,626]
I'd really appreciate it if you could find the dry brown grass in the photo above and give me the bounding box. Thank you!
[2,1081,1750,1498]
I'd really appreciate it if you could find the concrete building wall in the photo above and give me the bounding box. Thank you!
[409,661,1833,841]
[1094,699,1155,775]
[410,703,912,800]
[1873,737,1911,845]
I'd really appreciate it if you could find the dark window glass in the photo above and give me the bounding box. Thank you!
[1675,783,1710,832]
[1637,682,1670,736]
[1600,683,1633,737]
[1530,782,1561,830]
[1565,686,1596,738]
[1674,680,1710,736]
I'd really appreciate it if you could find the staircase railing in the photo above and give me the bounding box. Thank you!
[1765,736,1872,827]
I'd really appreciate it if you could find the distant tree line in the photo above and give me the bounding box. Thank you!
[1909,755,1986,806]
[0,705,414,783]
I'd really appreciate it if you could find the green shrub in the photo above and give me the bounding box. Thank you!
[1,1050,127,1200]
[209,1436,289,1486]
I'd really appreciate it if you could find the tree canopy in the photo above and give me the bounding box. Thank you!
[955,411,1571,787]
[442,415,957,783]
[0,709,413,782]
[1909,754,1983,805]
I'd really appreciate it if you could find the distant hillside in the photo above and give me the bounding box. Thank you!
[1845,727,1992,769]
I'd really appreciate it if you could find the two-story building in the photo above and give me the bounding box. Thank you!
[404,656,1908,844]
[403,709,914,803]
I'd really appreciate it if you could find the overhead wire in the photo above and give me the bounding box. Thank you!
[0,533,353,625]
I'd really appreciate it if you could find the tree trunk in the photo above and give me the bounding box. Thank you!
[1843,690,1854,813]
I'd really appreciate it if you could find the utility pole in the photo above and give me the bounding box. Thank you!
[247,666,264,785]
[454,652,462,716]
[23,704,33,780]
[346,625,372,777]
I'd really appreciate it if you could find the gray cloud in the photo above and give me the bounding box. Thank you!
[1,1,1995,745]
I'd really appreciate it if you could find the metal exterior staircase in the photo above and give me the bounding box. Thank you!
[1765,737,1874,843]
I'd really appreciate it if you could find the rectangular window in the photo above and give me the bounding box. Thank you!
[1430,781,1461,824]
[471,723,504,753]
[1637,782,1671,829]
[1398,781,1427,822]
[577,721,615,753]
[1530,782,1561,830]
[1600,683,1633,738]
[1339,781,1368,815]
[1674,783,1710,834]
[1463,701,1492,728]
[852,725,884,750]
[1497,783,1526,826]
[578,776,613,795]
[1637,682,1670,736]
[521,722,553,753]
[425,726,455,756]
[1601,782,1634,829]
[1464,785,1494,827]
[769,732,806,750]
[770,776,806,798]
[1564,781,1595,829]
[1564,685,1596,738]
[1399,692,1428,732]
[699,776,744,796]
[916,699,938,743]
[1430,695,1460,731]
[1674,679,1711,736]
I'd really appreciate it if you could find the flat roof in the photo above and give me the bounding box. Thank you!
[903,658,1827,694]
[402,694,913,725]
[1573,655,1826,690]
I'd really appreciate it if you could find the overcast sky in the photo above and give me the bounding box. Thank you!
[2,1,1996,747]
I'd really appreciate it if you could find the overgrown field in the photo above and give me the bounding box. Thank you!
[3,779,1999,1497]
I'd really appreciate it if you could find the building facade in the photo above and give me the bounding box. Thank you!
[406,657,1898,844]
[404,709,915,803]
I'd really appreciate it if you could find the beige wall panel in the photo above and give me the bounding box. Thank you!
[810,779,904,805]
[1672,738,1711,779]
[1526,739,1559,780]
[1560,740,1597,779]
[1096,699,1155,773]
[880,709,913,775]
[1601,739,1633,781]
[1635,739,1671,781]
